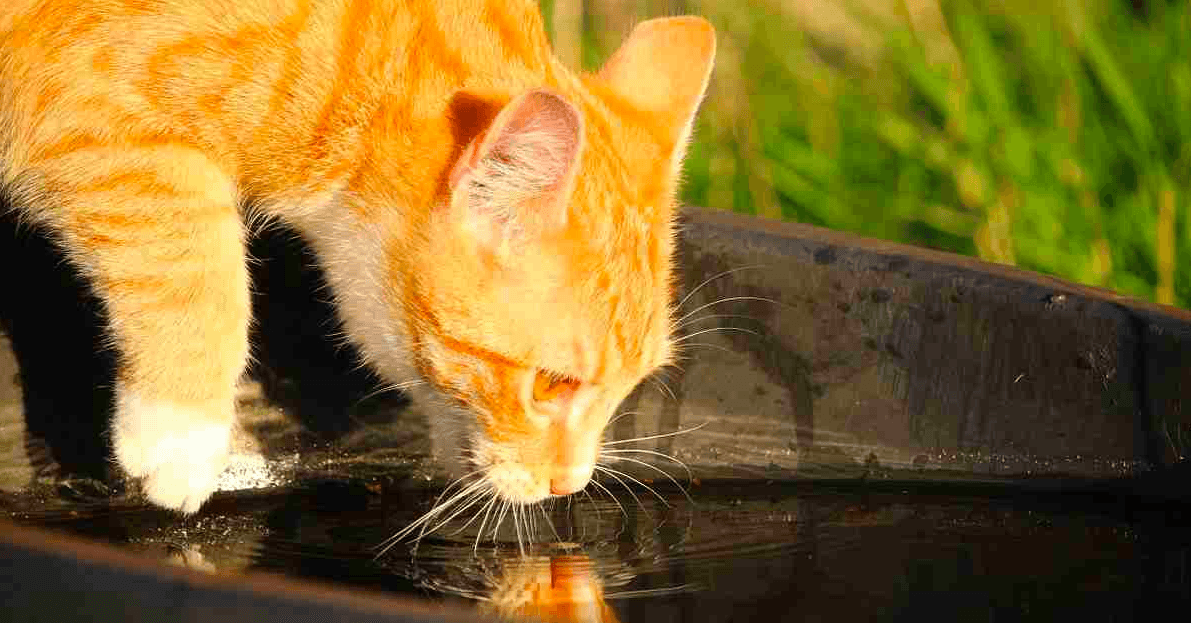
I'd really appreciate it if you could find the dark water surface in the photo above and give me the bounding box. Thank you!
[6,478,1191,621]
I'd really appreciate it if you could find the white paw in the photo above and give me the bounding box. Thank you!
[113,393,233,514]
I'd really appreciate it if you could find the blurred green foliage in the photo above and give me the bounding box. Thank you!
[540,0,1191,308]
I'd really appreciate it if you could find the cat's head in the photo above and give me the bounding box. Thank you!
[404,17,715,504]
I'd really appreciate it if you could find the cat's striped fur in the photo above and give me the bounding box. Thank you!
[0,0,714,513]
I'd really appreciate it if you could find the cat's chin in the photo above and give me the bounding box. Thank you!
[484,462,553,505]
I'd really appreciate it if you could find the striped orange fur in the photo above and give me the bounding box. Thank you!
[0,0,715,512]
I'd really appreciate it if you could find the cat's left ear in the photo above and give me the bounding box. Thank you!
[598,16,716,174]
[447,89,583,253]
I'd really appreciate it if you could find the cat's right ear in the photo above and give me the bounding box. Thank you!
[446,89,584,255]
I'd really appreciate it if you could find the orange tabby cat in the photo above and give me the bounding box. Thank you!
[0,0,714,514]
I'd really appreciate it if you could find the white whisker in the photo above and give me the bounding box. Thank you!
[493,500,511,540]
[674,264,767,314]
[602,448,693,482]
[373,475,488,557]
[597,465,670,507]
[607,410,642,428]
[408,480,489,551]
[519,503,529,553]
[602,453,694,505]
[661,360,687,373]
[517,503,530,554]
[448,488,495,536]
[422,485,492,539]
[603,422,708,446]
[655,366,679,383]
[432,469,485,505]
[673,326,761,344]
[676,313,763,330]
[650,377,678,402]
[355,378,426,405]
[580,488,603,535]
[537,502,562,543]
[473,495,499,553]
[675,342,736,356]
[593,465,644,511]
[512,504,524,555]
[587,478,627,520]
[674,296,779,325]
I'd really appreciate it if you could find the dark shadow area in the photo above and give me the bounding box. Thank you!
[0,205,116,484]
[245,225,408,438]
[0,199,404,486]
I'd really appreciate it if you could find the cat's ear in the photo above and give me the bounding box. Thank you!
[598,16,716,169]
[447,89,583,253]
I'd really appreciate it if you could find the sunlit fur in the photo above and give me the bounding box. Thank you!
[0,0,715,512]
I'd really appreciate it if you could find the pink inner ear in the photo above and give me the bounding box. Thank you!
[448,89,584,243]
[448,138,482,190]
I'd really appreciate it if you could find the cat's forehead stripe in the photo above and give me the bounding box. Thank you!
[409,284,527,373]
[428,322,524,371]
[480,0,548,70]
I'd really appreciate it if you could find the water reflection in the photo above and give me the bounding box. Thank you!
[483,554,616,623]
[423,551,621,623]
[6,480,1191,622]
[379,485,812,622]
[163,544,218,573]
[385,493,691,622]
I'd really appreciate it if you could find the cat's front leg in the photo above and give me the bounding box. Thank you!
[32,146,250,513]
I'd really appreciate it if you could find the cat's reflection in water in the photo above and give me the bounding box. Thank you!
[139,527,623,623]
[157,545,622,623]
[164,544,218,574]
[159,547,621,623]
[477,554,621,623]
[403,496,694,622]
[127,526,265,578]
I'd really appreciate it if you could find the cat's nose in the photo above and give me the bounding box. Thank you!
[548,476,583,495]
[549,465,593,495]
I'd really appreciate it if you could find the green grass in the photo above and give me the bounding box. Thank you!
[541,0,1190,308]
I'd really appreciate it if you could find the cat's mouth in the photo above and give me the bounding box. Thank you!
[484,460,595,504]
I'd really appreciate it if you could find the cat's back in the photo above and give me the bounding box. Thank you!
[1,0,306,58]
[0,0,323,41]
[0,0,553,184]
[0,0,343,110]
[0,0,366,185]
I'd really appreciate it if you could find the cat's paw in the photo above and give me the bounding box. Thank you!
[113,394,233,514]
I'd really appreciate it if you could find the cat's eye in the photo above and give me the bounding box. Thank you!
[533,370,580,404]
